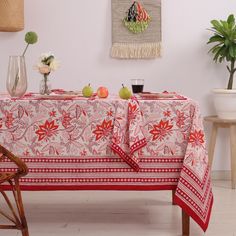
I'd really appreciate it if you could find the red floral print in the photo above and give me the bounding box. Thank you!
[185,153,200,168]
[80,149,87,156]
[49,110,56,117]
[163,110,171,117]
[61,111,72,128]
[164,145,174,155]
[107,109,113,117]
[189,130,204,147]
[0,118,2,129]
[93,119,113,141]
[150,120,173,141]
[176,110,185,128]
[23,150,30,156]
[112,132,122,145]
[5,111,14,128]
[36,120,59,141]
[128,103,138,121]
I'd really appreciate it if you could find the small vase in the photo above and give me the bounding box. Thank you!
[6,56,27,97]
[39,74,51,95]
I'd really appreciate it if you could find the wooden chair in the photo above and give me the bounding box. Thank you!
[0,144,29,236]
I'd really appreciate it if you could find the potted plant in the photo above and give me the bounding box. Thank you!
[207,14,236,119]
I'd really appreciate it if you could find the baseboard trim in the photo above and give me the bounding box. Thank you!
[211,170,231,180]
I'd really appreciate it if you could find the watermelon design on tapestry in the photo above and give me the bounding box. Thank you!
[124,1,151,34]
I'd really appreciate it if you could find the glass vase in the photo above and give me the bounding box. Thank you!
[39,74,51,95]
[6,56,27,97]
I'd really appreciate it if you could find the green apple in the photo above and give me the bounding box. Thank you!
[119,84,132,100]
[82,84,93,97]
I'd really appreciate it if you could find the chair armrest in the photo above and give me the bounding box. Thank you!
[0,145,28,178]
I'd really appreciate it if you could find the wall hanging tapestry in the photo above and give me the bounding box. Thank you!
[0,0,24,32]
[111,0,161,59]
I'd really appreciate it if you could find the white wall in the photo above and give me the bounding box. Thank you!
[0,0,235,171]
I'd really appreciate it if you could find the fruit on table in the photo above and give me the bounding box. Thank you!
[97,86,109,98]
[119,84,132,99]
[82,84,93,97]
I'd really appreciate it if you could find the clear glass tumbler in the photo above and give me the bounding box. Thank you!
[131,79,144,93]
[6,56,27,97]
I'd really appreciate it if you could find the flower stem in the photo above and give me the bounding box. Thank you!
[12,73,20,96]
[22,43,29,57]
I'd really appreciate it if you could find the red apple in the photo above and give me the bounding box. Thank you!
[97,86,109,98]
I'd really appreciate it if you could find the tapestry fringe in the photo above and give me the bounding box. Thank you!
[111,42,161,59]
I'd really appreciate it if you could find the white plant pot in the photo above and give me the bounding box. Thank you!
[212,89,236,119]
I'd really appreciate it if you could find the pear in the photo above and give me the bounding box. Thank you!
[119,84,132,100]
[82,84,93,98]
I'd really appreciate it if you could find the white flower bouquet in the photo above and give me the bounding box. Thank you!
[36,53,59,95]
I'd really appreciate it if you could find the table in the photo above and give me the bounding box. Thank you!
[204,115,236,189]
[0,93,213,233]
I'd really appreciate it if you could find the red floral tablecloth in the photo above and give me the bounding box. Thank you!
[0,94,213,231]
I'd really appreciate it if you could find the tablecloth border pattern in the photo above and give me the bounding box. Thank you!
[174,166,213,231]
[111,138,147,171]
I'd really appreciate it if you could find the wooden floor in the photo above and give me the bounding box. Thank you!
[1,181,236,236]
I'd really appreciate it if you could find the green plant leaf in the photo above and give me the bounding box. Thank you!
[220,20,229,32]
[229,46,235,57]
[225,39,231,46]
[220,46,228,57]
[211,20,227,37]
[211,20,221,28]
[227,14,235,28]
[213,47,223,62]
[219,57,224,63]
[232,31,236,39]
[208,44,223,54]
[207,35,224,44]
